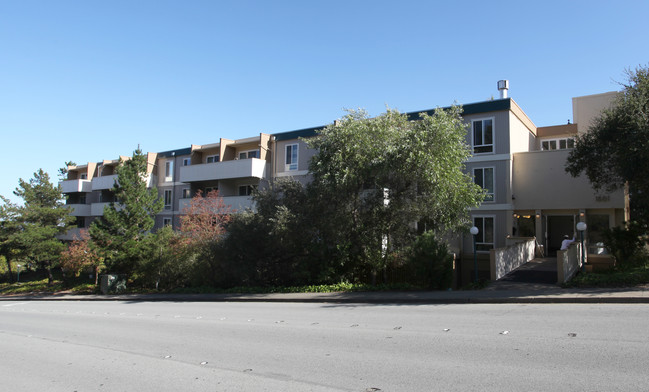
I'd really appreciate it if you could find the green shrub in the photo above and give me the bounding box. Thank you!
[406,231,453,290]
[603,222,648,269]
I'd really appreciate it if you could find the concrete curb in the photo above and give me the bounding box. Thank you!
[2,289,649,304]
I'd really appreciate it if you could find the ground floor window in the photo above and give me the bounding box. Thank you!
[473,216,495,251]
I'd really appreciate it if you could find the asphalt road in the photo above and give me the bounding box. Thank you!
[1,301,647,391]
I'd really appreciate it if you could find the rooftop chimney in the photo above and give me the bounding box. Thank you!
[497,80,509,99]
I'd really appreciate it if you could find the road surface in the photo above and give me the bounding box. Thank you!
[1,300,647,391]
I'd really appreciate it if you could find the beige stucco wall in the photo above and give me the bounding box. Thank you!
[512,149,624,210]
[572,91,618,133]
[274,138,317,176]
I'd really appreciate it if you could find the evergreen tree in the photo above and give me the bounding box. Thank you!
[3,170,73,284]
[90,148,163,277]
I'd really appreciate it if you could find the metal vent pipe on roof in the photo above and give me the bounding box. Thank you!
[497,80,509,99]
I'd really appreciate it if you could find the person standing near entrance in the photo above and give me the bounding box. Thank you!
[560,235,576,250]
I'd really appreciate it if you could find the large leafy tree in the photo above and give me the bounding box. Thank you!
[2,170,73,284]
[566,66,649,225]
[305,107,483,281]
[90,149,163,276]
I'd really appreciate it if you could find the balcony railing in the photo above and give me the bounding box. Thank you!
[92,174,156,190]
[92,174,118,190]
[60,179,92,193]
[178,195,255,213]
[67,204,91,216]
[179,158,267,183]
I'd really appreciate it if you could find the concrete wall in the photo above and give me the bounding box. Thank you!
[572,91,618,133]
[557,242,582,283]
[489,238,536,280]
[512,149,624,210]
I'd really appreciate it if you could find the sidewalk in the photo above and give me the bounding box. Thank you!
[2,285,649,304]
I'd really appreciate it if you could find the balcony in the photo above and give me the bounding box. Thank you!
[92,174,118,190]
[58,227,84,241]
[67,204,91,216]
[178,195,255,213]
[179,159,267,183]
[92,174,156,190]
[60,179,92,193]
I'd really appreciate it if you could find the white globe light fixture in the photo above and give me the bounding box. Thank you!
[576,222,587,271]
[470,226,479,282]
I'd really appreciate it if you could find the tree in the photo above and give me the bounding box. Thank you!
[4,170,73,284]
[90,149,163,277]
[305,107,484,282]
[566,65,649,225]
[179,189,232,248]
[60,230,104,285]
[0,196,21,282]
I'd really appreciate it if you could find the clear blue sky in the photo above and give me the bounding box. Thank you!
[1,0,648,203]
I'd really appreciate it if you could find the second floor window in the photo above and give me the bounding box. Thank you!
[474,167,494,202]
[164,190,172,210]
[182,188,191,199]
[285,144,298,171]
[472,118,494,154]
[206,155,219,163]
[183,158,191,166]
[238,185,256,196]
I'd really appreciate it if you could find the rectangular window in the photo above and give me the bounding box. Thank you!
[79,194,87,204]
[473,167,495,202]
[238,185,256,196]
[472,119,494,154]
[183,158,191,166]
[76,217,85,229]
[80,173,88,180]
[285,144,298,171]
[239,150,259,160]
[541,137,575,151]
[206,155,219,164]
[182,188,191,199]
[163,218,172,227]
[164,190,172,210]
[473,216,495,251]
[205,186,218,196]
[165,160,174,181]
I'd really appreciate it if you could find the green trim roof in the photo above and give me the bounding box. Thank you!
[272,98,512,140]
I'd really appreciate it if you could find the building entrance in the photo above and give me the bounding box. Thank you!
[546,215,575,256]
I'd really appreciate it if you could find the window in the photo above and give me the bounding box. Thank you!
[285,144,298,171]
[76,217,85,229]
[164,190,172,210]
[79,194,87,204]
[205,186,218,195]
[163,218,172,227]
[206,155,219,164]
[183,158,191,166]
[182,188,191,199]
[473,216,495,251]
[541,137,575,151]
[238,185,256,196]
[239,150,259,160]
[80,173,88,180]
[472,119,494,154]
[165,160,174,181]
[473,167,494,202]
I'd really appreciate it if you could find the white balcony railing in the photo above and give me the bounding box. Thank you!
[92,174,118,190]
[67,204,91,216]
[178,195,255,213]
[179,159,267,183]
[60,179,92,193]
[92,174,156,190]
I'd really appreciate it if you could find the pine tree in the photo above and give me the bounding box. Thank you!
[90,149,163,276]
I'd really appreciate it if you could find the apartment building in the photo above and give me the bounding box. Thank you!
[59,86,625,281]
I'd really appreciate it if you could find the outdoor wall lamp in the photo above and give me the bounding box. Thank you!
[470,226,479,282]
[576,222,587,271]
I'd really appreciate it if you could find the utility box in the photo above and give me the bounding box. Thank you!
[99,274,126,294]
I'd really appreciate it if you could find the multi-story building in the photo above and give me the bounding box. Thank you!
[59,85,625,281]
